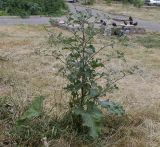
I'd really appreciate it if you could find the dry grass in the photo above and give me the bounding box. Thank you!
[0,25,160,146]
[91,1,160,23]
[0,25,69,116]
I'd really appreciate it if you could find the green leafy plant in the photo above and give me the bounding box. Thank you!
[16,96,45,125]
[11,96,61,145]
[49,10,127,138]
[0,0,68,16]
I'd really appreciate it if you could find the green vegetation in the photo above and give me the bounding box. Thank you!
[82,0,144,7]
[48,11,137,139]
[104,0,144,7]
[0,10,8,16]
[136,33,160,48]
[0,0,68,17]
[0,96,60,146]
[11,96,60,146]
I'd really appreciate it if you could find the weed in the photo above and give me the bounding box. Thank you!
[47,10,136,139]
[10,96,61,146]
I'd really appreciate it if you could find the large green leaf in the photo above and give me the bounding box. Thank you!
[74,104,103,138]
[17,96,45,125]
[98,100,125,116]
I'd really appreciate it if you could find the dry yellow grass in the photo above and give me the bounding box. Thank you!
[91,1,160,23]
[0,25,160,146]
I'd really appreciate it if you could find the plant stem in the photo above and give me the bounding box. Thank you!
[81,22,86,106]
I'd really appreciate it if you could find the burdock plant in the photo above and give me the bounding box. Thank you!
[49,10,126,138]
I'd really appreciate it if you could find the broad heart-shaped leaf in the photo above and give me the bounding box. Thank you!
[17,96,45,125]
[98,100,125,116]
[74,104,103,138]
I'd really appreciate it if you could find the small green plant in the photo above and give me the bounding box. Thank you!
[16,96,45,125]
[11,96,61,145]
[11,96,45,144]
[49,10,128,139]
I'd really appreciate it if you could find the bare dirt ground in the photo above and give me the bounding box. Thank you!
[0,25,160,146]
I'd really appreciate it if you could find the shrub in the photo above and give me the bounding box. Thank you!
[0,10,7,16]
[44,0,68,16]
[0,0,68,16]
[0,0,42,16]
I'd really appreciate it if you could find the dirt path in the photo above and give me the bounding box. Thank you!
[69,3,160,32]
[0,3,160,32]
[0,16,51,25]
